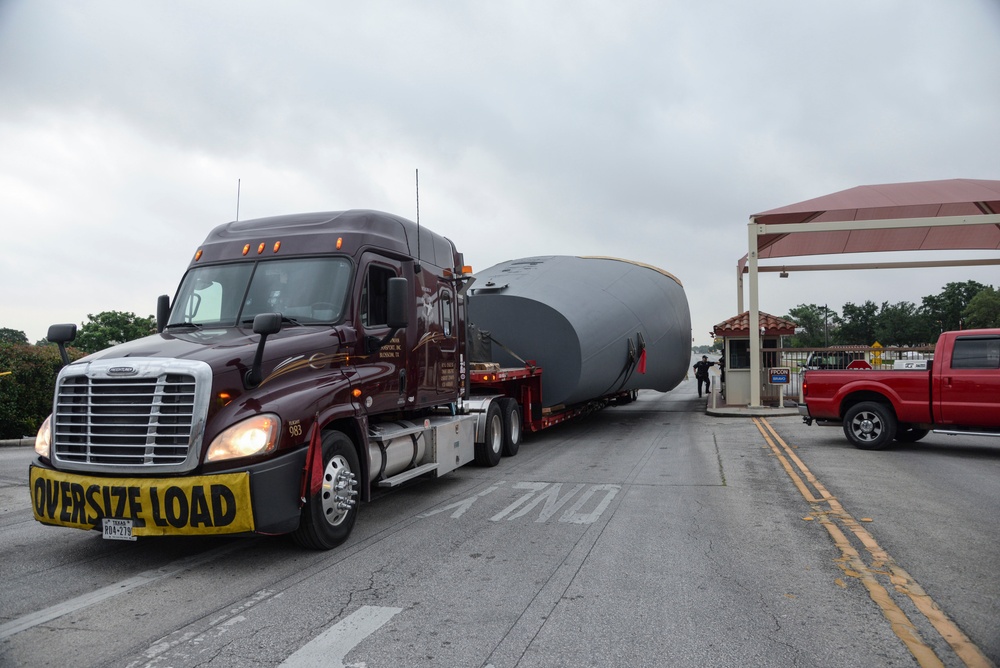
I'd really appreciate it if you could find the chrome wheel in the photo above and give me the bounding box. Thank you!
[321,454,358,527]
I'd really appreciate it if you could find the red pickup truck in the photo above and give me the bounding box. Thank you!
[800,329,1000,449]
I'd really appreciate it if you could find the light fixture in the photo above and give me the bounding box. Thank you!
[779,268,789,278]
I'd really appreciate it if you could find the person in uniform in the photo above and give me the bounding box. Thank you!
[693,355,715,398]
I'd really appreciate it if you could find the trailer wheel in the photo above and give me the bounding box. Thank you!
[843,402,897,450]
[292,430,360,550]
[500,398,522,457]
[475,401,503,467]
[895,427,929,443]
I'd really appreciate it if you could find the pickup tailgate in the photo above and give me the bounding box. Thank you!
[803,369,932,423]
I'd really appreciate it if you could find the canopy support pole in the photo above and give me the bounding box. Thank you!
[748,219,762,408]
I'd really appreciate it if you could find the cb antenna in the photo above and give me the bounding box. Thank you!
[236,178,241,221]
[414,168,422,273]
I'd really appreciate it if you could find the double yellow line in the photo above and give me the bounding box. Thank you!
[753,417,993,668]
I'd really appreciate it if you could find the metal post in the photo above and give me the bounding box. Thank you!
[748,220,761,408]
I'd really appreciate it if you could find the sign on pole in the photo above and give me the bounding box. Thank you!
[768,368,790,384]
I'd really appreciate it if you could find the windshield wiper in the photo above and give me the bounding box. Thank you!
[164,322,204,330]
[240,315,304,327]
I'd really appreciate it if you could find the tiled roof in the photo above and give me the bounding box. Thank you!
[712,311,797,337]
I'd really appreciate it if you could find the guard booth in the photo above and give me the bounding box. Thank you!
[712,311,796,406]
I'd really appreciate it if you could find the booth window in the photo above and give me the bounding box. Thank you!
[729,340,750,369]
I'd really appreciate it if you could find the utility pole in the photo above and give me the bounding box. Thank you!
[824,304,829,348]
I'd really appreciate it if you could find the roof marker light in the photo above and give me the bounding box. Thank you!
[257,242,266,254]
[273,241,281,253]
[194,249,203,261]
[336,237,343,250]
[242,244,251,256]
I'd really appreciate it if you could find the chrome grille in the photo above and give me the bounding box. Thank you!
[51,359,211,472]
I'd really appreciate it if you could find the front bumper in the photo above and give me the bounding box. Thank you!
[29,447,307,537]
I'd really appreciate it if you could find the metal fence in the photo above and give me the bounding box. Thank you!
[733,345,935,406]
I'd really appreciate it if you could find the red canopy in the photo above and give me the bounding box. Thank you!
[739,178,1000,408]
[746,178,1000,264]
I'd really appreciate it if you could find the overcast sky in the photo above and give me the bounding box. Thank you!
[2,1,999,347]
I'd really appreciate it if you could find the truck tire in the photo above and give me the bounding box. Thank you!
[843,402,897,450]
[292,430,360,550]
[475,401,503,467]
[895,427,929,443]
[500,398,522,457]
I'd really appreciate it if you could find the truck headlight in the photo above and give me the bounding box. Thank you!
[205,414,281,463]
[34,415,52,458]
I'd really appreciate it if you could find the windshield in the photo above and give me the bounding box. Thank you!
[168,257,353,327]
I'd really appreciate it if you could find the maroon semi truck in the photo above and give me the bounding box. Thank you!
[799,328,1000,450]
[29,210,690,549]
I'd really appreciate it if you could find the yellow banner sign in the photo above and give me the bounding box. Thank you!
[29,466,255,536]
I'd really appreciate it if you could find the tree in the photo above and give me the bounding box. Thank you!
[785,304,836,347]
[0,328,28,345]
[919,280,989,333]
[962,286,1000,329]
[874,301,926,346]
[835,301,880,345]
[74,311,156,354]
[0,342,84,439]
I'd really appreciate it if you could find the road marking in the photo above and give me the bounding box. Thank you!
[560,484,619,524]
[754,417,992,668]
[278,605,402,668]
[421,481,619,525]
[491,482,563,521]
[418,481,506,518]
[129,588,279,668]
[0,541,245,641]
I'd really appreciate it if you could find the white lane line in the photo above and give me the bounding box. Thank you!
[279,605,403,668]
[0,542,244,641]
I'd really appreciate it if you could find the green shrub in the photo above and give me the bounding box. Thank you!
[0,343,83,439]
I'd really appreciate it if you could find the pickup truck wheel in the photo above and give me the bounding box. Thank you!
[843,402,897,450]
[475,401,504,467]
[895,427,929,443]
[292,430,360,550]
[500,398,522,457]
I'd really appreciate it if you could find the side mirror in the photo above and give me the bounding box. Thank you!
[156,295,170,333]
[252,313,283,336]
[246,313,283,388]
[386,277,409,329]
[47,324,77,367]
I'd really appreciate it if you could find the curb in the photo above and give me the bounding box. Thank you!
[706,407,800,418]
[0,438,34,448]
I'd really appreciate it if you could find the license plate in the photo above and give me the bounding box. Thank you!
[102,518,137,541]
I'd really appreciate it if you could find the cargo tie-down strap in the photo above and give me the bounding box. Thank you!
[599,332,646,397]
[485,332,537,371]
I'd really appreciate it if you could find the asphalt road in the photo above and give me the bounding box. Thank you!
[1,381,997,668]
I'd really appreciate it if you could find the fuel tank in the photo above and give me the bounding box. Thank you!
[468,256,691,407]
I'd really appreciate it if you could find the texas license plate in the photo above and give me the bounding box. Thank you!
[102,518,136,541]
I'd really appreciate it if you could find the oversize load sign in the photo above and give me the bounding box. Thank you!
[29,467,255,536]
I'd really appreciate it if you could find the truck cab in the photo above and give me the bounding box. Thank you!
[30,210,486,549]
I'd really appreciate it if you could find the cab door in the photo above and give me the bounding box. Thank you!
[356,254,407,415]
[935,334,1000,427]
